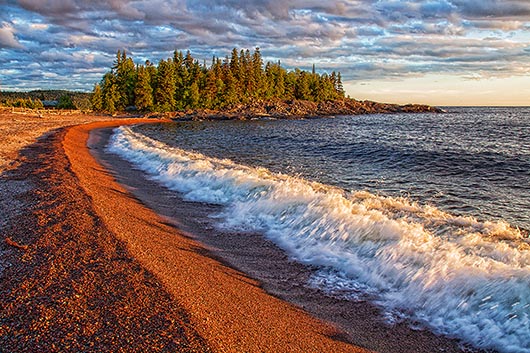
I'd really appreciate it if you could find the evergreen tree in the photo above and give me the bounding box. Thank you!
[202,68,219,108]
[145,60,158,91]
[336,72,345,97]
[57,94,76,109]
[295,71,312,100]
[101,73,121,114]
[230,48,241,82]
[173,50,186,109]
[251,47,264,98]
[284,71,297,100]
[114,51,136,109]
[91,83,103,111]
[93,48,346,111]
[219,63,239,108]
[155,59,176,112]
[135,65,153,111]
[204,57,224,108]
[188,81,200,109]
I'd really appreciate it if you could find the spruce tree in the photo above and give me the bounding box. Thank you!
[135,65,153,111]
[114,51,136,109]
[230,48,241,82]
[251,47,264,98]
[101,73,121,114]
[189,81,200,108]
[94,47,346,110]
[155,59,176,112]
[91,83,103,111]
[295,71,312,100]
[336,72,345,97]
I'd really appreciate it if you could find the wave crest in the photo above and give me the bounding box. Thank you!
[107,126,530,353]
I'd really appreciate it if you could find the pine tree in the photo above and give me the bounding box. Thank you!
[230,48,240,82]
[202,68,218,108]
[219,64,239,108]
[204,57,224,108]
[264,61,285,99]
[94,47,346,110]
[145,60,158,91]
[336,72,345,97]
[295,71,312,100]
[188,81,200,108]
[284,71,297,100]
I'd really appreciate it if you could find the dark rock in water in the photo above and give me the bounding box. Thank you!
[169,98,443,121]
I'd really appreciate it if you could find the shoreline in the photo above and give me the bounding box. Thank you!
[88,123,482,353]
[0,114,485,352]
[1,117,211,352]
[162,98,443,121]
[64,120,365,352]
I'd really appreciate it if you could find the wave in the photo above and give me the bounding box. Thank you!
[107,126,530,353]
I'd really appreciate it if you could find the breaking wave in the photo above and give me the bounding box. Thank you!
[107,126,529,353]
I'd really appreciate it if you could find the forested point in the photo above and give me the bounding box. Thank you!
[91,48,345,114]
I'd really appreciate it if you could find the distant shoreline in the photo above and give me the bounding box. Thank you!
[1,90,443,120]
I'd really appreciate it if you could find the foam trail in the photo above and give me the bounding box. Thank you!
[108,126,530,353]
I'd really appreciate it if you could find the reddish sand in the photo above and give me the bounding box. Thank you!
[64,120,367,352]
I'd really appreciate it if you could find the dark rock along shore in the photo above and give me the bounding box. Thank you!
[164,98,443,121]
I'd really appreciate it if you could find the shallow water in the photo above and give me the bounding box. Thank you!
[108,107,529,353]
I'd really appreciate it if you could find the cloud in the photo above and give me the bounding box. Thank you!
[1,0,530,92]
[452,0,530,18]
[0,22,23,48]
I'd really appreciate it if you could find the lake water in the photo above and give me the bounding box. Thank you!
[107,107,529,353]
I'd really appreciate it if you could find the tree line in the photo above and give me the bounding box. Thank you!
[0,90,91,110]
[91,48,345,113]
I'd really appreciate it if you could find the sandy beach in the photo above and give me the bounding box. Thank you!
[1,112,483,352]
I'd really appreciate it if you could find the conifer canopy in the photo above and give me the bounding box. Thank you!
[93,48,345,112]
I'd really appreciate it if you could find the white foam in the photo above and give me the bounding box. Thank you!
[108,126,530,353]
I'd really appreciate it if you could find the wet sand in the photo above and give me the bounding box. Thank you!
[1,114,485,352]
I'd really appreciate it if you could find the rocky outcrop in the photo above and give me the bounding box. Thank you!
[171,98,443,121]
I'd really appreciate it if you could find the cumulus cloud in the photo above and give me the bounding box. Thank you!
[1,0,530,91]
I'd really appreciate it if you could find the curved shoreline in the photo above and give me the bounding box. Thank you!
[1,115,485,352]
[84,121,486,353]
[0,118,210,352]
[65,120,365,352]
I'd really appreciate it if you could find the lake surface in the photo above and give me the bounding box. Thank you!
[108,107,530,353]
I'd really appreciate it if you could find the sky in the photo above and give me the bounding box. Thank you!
[1,0,530,106]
